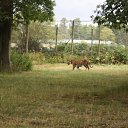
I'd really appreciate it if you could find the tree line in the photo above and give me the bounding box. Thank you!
[11,18,128,52]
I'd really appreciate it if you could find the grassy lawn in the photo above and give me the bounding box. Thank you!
[0,64,128,128]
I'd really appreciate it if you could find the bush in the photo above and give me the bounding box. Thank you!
[28,52,45,64]
[89,44,128,64]
[44,53,65,63]
[113,46,128,64]
[11,52,32,72]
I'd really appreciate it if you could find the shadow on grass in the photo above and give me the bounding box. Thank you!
[61,83,128,107]
[100,83,128,103]
[91,83,128,106]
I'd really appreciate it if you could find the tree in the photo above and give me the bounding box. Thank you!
[73,18,81,39]
[93,0,128,29]
[80,25,92,40]
[100,27,115,42]
[14,0,55,53]
[29,21,55,47]
[0,0,55,71]
[93,0,128,54]
[0,0,13,71]
[59,18,68,40]
[113,28,128,47]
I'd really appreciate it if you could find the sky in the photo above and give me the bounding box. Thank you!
[54,0,105,22]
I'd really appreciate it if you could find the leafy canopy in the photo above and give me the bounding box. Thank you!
[0,0,55,23]
[93,0,128,30]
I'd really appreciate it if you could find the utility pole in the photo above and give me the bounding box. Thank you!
[71,20,74,55]
[90,26,94,56]
[98,24,101,57]
[55,24,58,55]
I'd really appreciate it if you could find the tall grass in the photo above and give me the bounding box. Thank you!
[0,64,128,127]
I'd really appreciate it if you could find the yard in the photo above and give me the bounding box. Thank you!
[0,64,128,128]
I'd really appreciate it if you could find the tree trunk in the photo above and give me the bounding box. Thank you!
[0,0,13,72]
[25,22,29,53]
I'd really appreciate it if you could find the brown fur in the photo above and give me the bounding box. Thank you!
[67,59,93,70]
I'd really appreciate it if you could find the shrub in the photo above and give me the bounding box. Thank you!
[114,47,128,64]
[28,52,45,64]
[11,52,32,72]
[45,53,65,63]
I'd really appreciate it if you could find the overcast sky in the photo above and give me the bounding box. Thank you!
[54,0,105,22]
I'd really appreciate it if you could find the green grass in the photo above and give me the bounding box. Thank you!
[0,64,128,128]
